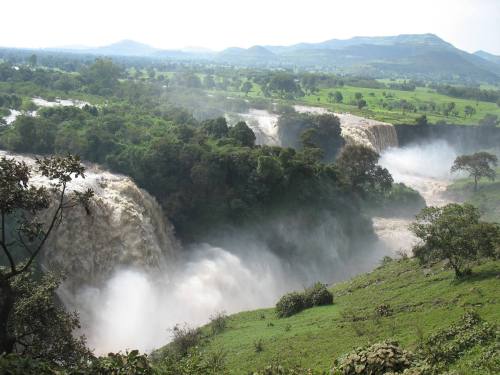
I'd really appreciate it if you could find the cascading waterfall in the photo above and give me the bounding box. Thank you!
[0,150,179,289]
[229,109,281,146]
[293,106,399,152]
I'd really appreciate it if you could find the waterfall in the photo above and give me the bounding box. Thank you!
[229,109,281,146]
[293,106,399,152]
[0,150,180,289]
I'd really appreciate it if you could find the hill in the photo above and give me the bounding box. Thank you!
[154,258,500,374]
[475,50,500,66]
[223,34,500,83]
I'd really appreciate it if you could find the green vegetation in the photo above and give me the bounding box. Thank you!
[154,257,499,374]
[276,283,333,318]
[410,204,499,277]
[447,166,500,222]
[451,152,498,191]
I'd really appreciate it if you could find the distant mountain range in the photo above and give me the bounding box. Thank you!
[41,35,500,83]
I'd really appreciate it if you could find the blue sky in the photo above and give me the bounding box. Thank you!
[1,0,499,54]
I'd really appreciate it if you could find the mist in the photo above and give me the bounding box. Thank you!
[66,210,389,354]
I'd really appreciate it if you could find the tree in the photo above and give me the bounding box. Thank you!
[354,92,363,100]
[0,155,93,355]
[81,58,122,95]
[28,54,37,68]
[410,204,500,277]
[300,114,344,161]
[334,91,343,103]
[451,152,498,191]
[357,99,367,110]
[203,75,216,90]
[267,73,302,98]
[464,105,476,118]
[415,114,428,126]
[228,121,256,147]
[241,81,253,96]
[202,117,229,138]
[479,114,499,128]
[336,144,393,196]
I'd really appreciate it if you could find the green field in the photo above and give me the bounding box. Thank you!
[158,258,500,374]
[200,79,500,125]
[447,167,500,222]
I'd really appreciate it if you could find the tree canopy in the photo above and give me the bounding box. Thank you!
[410,204,499,277]
[451,152,498,191]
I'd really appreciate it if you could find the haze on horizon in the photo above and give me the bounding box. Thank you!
[1,0,499,54]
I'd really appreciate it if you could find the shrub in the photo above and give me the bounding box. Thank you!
[303,282,334,307]
[276,283,333,318]
[275,292,306,318]
[209,311,228,335]
[332,341,415,375]
[169,324,202,357]
[375,304,393,317]
[252,363,313,374]
[254,339,264,353]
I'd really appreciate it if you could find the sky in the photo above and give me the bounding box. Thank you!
[1,0,499,54]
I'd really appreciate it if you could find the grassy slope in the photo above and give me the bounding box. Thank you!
[447,167,500,223]
[196,258,499,374]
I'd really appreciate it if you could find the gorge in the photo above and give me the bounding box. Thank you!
[0,106,460,354]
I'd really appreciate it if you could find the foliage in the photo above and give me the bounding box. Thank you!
[153,348,228,375]
[420,311,497,370]
[9,271,91,366]
[251,363,314,374]
[276,284,334,318]
[336,144,393,197]
[303,282,334,307]
[451,152,498,191]
[0,155,93,355]
[275,292,306,318]
[410,203,500,277]
[168,324,202,357]
[209,311,228,335]
[332,341,416,375]
[228,121,256,147]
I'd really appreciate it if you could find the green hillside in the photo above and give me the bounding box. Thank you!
[154,258,500,374]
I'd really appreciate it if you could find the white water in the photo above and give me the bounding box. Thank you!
[241,107,457,256]
[1,148,390,353]
[1,97,90,125]
[374,140,458,255]
[0,118,461,353]
[231,109,281,146]
[293,105,399,152]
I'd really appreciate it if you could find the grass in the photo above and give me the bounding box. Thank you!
[165,258,500,374]
[447,167,500,223]
[297,86,500,125]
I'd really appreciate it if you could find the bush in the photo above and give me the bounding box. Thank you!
[275,292,306,318]
[169,324,202,357]
[252,363,313,374]
[375,304,393,317]
[332,341,415,375]
[276,283,334,318]
[304,282,334,307]
[209,311,228,335]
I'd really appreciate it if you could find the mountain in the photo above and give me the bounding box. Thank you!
[220,34,500,83]
[46,40,158,57]
[475,50,500,65]
[217,45,276,64]
[90,40,158,56]
[40,35,500,83]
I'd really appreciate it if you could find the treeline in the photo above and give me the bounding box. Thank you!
[432,84,500,104]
